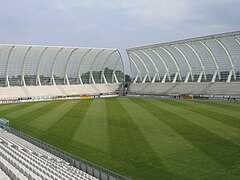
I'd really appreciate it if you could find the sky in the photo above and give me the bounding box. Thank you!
[1,0,240,74]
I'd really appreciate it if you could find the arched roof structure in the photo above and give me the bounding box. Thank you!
[0,45,124,87]
[126,31,240,83]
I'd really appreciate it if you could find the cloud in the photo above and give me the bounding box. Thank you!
[117,0,196,26]
[0,0,240,74]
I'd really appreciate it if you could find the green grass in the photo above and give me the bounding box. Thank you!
[0,97,240,179]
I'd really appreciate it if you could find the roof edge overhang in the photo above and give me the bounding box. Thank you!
[126,30,240,52]
[0,44,117,51]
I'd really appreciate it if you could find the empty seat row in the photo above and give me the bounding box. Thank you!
[0,128,98,180]
[0,83,121,100]
[129,82,240,96]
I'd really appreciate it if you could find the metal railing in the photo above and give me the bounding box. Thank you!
[3,126,130,180]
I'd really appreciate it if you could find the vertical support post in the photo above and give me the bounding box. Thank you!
[161,73,167,83]
[5,45,15,87]
[227,69,233,82]
[172,72,179,83]
[197,71,204,83]
[211,70,218,83]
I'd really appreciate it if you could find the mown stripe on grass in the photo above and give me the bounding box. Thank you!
[0,102,36,115]
[163,99,240,130]
[10,101,67,123]
[74,99,109,152]
[0,103,25,112]
[105,98,177,180]
[194,100,240,112]
[180,99,240,122]
[121,98,227,178]
[29,100,79,130]
[5,101,51,119]
[154,99,240,146]
[130,98,240,178]
[48,99,93,143]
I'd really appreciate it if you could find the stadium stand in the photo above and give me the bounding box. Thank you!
[0,83,120,100]
[0,127,98,180]
[129,82,240,96]
[0,44,124,101]
[126,31,240,97]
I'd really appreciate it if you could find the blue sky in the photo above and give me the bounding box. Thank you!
[1,0,240,74]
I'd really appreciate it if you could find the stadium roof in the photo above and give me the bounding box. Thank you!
[0,44,124,87]
[126,31,240,83]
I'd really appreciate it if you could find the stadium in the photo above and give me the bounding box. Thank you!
[0,31,240,180]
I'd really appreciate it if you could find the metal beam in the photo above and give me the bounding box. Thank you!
[127,31,240,52]
[20,46,32,86]
[139,50,160,83]
[89,49,106,84]
[100,50,116,83]
[36,47,48,86]
[172,45,193,82]
[185,43,206,82]
[111,57,121,83]
[78,49,92,85]
[159,47,182,82]
[199,41,221,82]
[130,57,142,83]
[5,45,15,87]
[132,53,151,82]
[214,39,236,82]
[63,48,79,85]
[150,49,170,82]
[50,47,64,85]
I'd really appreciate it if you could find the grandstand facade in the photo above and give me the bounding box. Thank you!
[0,45,124,101]
[126,31,240,97]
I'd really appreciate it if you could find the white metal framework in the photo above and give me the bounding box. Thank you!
[0,45,124,87]
[126,31,240,83]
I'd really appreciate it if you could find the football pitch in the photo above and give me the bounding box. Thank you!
[0,97,240,179]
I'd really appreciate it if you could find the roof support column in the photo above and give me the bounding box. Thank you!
[197,71,204,83]
[63,48,79,85]
[185,43,206,82]
[113,73,119,84]
[130,57,142,83]
[184,72,191,83]
[50,47,64,86]
[111,59,121,83]
[90,74,96,84]
[159,47,181,82]
[215,39,236,82]
[102,74,108,84]
[37,75,42,86]
[150,49,170,82]
[151,74,157,83]
[142,74,148,83]
[5,46,15,87]
[133,74,139,83]
[64,75,70,85]
[161,73,168,83]
[21,76,26,86]
[211,70,218,83]
[36,47,48,86]
[78,49,92,85]
[21,46,32,86]
[227,69,233,82]
[172,72,180,83]
[78,74,83,85]
[100,51,116,83]
[89,49,105,84]
[139,50,160,83]
[132,53,151,82]
[172,45,193,82]
[199,41,220,82]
